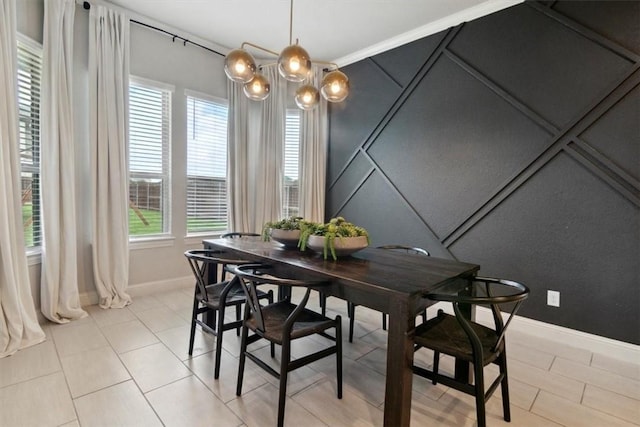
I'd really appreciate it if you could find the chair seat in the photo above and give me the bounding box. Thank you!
[197,280,267,309]
[246,300,336,345]
[415,313,502,366]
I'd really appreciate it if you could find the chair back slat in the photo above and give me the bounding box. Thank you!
[236,274,267,332]
[492,299,525,352]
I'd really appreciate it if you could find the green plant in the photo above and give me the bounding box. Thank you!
[261,216,308,241]
[299,216,369,260]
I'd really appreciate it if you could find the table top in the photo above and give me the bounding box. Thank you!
[204,238,480,300]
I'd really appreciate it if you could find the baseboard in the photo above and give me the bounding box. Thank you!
[79,275,193,307]
[427,302,639,364]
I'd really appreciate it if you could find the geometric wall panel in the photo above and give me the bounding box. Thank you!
[368,55,552,239]
[327,1,640,344]
[328,59,403,183]
[552,0,640,55]
[334,171,448,259]
[370,30,446,88]
[579,86,640,182]
[449,152,639,343]
[448,4,634,128]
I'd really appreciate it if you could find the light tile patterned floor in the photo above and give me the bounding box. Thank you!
[1,286,638,427]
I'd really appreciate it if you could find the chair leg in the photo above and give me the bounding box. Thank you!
[188,297,199,355]
[499,352,511,422]
[432,351,440,385]
[474,362,487,427]
[214,307,225,379]
[235,304,241,336]
[277,340,291,427]
[347,302,355,343]
[336,315,343,399]
[320,292,326,316]
[382,312,387,330]
[236,324,249,396]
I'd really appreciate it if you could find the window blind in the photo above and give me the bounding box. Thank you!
[128,80,171,237]
[17,37,42,248]
[283,110,301,218]
[186,95,228,233]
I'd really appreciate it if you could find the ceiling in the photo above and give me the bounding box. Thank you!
[105,0,522,65]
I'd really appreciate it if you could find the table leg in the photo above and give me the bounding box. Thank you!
[384,301,414,427]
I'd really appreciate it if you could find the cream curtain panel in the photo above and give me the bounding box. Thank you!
[251,65,286,232]
[299,65,328,223]
[89,4,131,309]
[228,65,287,233]
[227,64,329,230]
[227,79,251,232]
[40,0,87,323]
[0,0,46,358]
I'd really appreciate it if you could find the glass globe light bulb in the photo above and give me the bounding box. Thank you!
[243,73,270,101]
[224,48,257,83]
[321,70,349,102]
[294,85,319,110]
[278,44,311,82]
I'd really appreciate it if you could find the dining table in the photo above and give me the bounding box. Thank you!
[203,237,480,427]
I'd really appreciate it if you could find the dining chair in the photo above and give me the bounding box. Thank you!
[320,244,429,342]
[184,249,273,379]
[230,263,343,427]
[220,231,260,239]
[412,276,530,427]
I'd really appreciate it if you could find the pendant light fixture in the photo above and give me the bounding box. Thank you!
[224,0,349,109]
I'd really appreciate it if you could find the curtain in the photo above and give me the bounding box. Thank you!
[251,65,286,232]
[227,79,251,232]
[299,65,328,223]
[88,5,131,309]
[227,65,287,232]
[40,0,87,323]
[0,0,46,358]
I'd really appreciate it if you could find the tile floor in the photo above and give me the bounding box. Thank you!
[1,286,639,427]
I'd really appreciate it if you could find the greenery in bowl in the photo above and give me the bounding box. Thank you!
[299,216,370,260]
[261,216,308,241]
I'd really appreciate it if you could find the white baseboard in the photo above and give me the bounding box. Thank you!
[426,302,639,364]
[79,275,193,307]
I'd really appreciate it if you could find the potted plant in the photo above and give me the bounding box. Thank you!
[262,216,309,248]
[299,216,369,260]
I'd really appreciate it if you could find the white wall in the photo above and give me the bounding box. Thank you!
[17,0,229,307]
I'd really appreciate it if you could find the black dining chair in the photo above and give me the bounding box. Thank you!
[320,244,429,342]
[230,263,342,427]
[220,231,260,239]
[412,276,530,427]
[184,249,273,379]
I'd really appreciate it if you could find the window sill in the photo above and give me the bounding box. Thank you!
[129,235,175,250]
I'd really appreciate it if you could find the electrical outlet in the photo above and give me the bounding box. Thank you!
[547,290,560,307]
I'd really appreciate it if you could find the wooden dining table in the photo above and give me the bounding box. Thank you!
[203,237,480,427]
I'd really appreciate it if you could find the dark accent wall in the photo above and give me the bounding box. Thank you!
[326,1,640,344]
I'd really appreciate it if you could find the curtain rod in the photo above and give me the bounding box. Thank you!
[81,1,225,57]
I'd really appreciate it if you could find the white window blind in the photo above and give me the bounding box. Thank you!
[17,36,42,248]
[128,79,171,237]
[186,94,228,233]
[283,109,301,218]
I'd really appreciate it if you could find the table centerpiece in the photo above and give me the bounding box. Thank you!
[262,216,310,248]
[299,216,369,260]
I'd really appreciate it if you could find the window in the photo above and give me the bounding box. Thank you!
[186,93,228,234]
[128,78,171,237]
[283,109,301,218]
[17,36,42,249]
